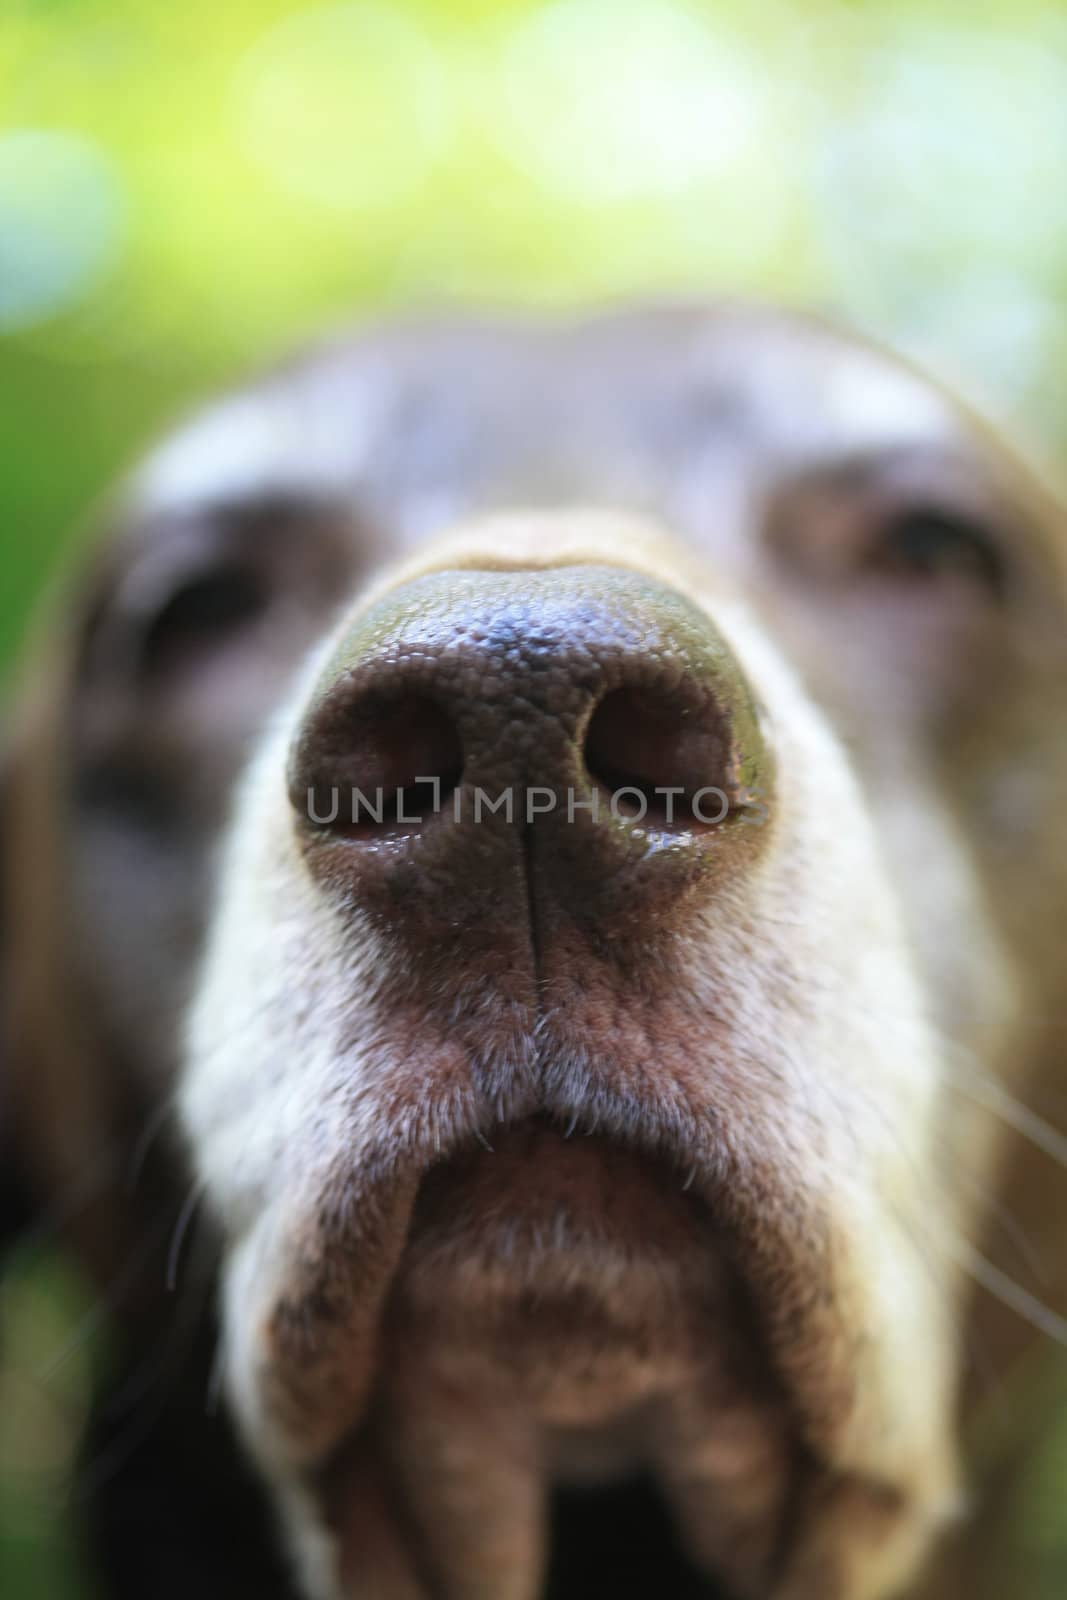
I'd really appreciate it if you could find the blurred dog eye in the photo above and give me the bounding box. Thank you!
[869,507,1006,596]
[138,565,267,677]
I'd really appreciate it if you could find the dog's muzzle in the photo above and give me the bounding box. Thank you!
[183,537,957,1600]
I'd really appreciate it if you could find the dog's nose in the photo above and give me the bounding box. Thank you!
[289,565,771,942]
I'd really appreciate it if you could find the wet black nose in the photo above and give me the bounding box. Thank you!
[288,565,771,942]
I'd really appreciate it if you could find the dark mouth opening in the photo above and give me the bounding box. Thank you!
[546,1473,727,1599]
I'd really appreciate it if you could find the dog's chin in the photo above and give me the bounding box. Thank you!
[387,1115,774,1426]
[320,1116,800,1598]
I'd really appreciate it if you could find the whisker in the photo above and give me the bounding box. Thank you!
[943,1236,1067,1348]
[166,1184,206,1294]
[72,1234,218,1497]
[9,1146,123,1268]
[125,1094,181,1193]
[205,1337,227,1418]
[36,1216,171,1384]
[957,1173,1051,1287]
[944,1067,1067,1172]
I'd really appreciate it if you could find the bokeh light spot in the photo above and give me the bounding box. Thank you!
[819,27,1067,266]
[0,130,124,332]
[496,0,770,201]
[232,3,453,213]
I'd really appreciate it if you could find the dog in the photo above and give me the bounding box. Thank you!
[3,302,1067,1600]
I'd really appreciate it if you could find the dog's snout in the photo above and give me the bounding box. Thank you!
[288,563,772,940]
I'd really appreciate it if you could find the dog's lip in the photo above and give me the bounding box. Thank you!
[265,1093,797,1455]
[387,1112,785,1432]
[313,1111,805,1599]
[261,1079,931,1600]
[396,1109,732,1289]
[258,1090,917,1594]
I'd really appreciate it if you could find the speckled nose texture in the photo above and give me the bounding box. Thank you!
[288,565,773,968]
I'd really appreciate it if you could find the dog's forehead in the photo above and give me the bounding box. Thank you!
[131,306,962,533]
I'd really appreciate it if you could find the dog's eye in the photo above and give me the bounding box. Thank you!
[869,506,1006,596]
[138,565,267,678]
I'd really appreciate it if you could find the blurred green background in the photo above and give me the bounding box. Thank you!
[1,1,1066,1595]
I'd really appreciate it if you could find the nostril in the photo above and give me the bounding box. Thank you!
[583,686,735,831]
[300,694,463,839]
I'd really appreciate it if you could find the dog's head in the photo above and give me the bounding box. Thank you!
[4,304,1067,1600]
